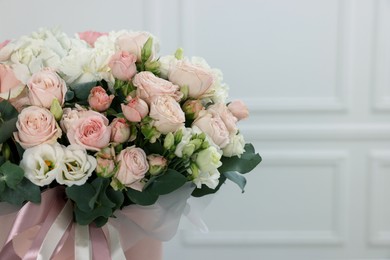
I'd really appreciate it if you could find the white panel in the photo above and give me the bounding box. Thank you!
[0,0,145,39]
[179,0,350,112]
[183,151,348,245]
[372,0,390,112]
[368,151,390,245]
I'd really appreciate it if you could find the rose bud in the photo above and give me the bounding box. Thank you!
[227,100,249,121]
[182,99,204,120]
[147,154,167,175]
[110,118,131,144]
[121,96,149,122]
[96,157,116,178]
[108,51,137,81]
[88,86,114,112]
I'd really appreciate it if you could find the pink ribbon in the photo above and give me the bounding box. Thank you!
[0,183,195,259]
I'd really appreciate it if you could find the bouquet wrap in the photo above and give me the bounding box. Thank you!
[0,183,195,260]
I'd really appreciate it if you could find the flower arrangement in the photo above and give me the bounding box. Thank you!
[0,28,261,229]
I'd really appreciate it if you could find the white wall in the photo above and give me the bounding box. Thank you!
[2,0,390,259]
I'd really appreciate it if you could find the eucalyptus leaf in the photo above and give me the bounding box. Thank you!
[224,171,247,193]
[147,169,187,195]
[0,161,24,189]
[88,177,105,209]
[73,205,112,226]
[0,117,17,143]
[65,90,75,101]
[218,143,262,174]
[66,183,96,212]
[126,188,158,206]
[0,178,41,205]
[0,100,18,120]
[106,187,124,211]
[72,82,97,101]
[0,181,4,194]
[191,175,227,197]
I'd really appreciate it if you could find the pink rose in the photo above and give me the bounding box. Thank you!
[27,68,67,109]
[207,103,238,135]
[168,60,214,98]
[115,146,149,191]
[192,110,230,148]
[228,100,249,121]
[0,64,25,101]
[116,32,156,60]
[110,118,131,143]
[78,31,107,47]
[133,71,182,104]
[13,106,62,149]
[0,40,10,50]
[88,86,114,112]
[149,95,185,134]
[67,110,111,151]
[121,96,149,122]
[108,51,137,81]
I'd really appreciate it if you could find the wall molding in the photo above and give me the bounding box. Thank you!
[367,151,390,246]
[371,0,390,112]
[182,151,348,246]
[179,0,351,112]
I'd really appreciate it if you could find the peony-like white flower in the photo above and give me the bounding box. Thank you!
[56,145,97,186]
[192,169,220,189]
[222,134,246,157]
[20,143,64,186]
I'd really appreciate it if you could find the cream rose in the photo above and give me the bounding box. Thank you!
[56,145,97,186]
[67,110,111,151]
[192,110,230,149]
[228,100,249,121]
[27,68,67,108]
[222,134,246,157]
[116,31,158,60]
[14,106,62,149]
[121,96,149,122]
[115,146,149,191]
[149,95,185,134]
[20,143,64,186]
[207,103,238,135]
[133,71,182,104]
[168,60,214,99]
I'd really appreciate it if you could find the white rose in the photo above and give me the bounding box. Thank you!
[20,143,64,186]
[196,146,222,173]
[222,134,246,157]
[56,145,97,186]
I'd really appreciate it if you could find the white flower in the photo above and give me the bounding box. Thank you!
[222,134,246,157]
[174,127,194,157]
[159,55,176,79]
[196,146,222,173]
[192,168,220,189]
[56,145,97,186]
[20,143,64,186]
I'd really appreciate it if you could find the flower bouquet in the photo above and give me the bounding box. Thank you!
[0,28,261,259]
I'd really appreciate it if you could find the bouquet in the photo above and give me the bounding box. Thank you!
[0,28,261,259]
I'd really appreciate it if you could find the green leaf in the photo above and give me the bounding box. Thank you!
[146,169,187,195]
[0,161,24,189]
[0,156,5,165]
[0,178,41,205]
[66,183,96,212]
[126,188,158,206]
[224,171,247,193]
[88,177,105,209]
[141,37,153,63]
[106,187,124,211]
[191,174,227,197]
[0,100,18,120]
[71,82,97,101]
[73,205,112,226]
[0,181,4,193]
[65,90,75,101]
[218,143,262,175]
[0,117,17,143]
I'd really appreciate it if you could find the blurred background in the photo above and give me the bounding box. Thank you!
[2,0,390,259]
